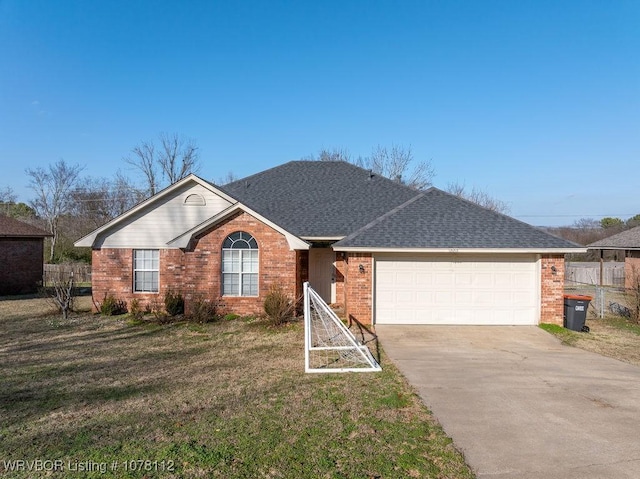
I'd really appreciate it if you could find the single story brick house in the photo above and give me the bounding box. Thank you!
[0,215,52,295]
[588,226,640,289]
[75,161,584,325]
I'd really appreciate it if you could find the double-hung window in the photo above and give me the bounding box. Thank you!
[133,249,159,292]
[222,232,258,296]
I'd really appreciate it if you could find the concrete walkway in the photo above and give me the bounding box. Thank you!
[376,325,640,479]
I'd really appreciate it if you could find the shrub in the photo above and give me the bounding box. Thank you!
[100,293,127,316]
[164,290,185,316]
[187,296,219,323]
[128,298,145,321]
[263,284,295,326]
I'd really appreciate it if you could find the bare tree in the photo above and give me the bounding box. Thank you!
[26,159,84,262]
[0,186,17,204]
[0,186,18,216]
[316,147,352,162]
[124,140,158,196]
[310,144,434,190]
[158,132,200,184]
[70,172,145,229]
[124,133,200,196]
[46,270,76,320]
[355,145,435,189]
[446,181,510,214]
[217,171,239,185]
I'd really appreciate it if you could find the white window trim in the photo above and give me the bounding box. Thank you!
[222,232,259,297]
[133,249,159,293]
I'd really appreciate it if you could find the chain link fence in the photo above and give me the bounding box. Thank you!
[565,282,629,319]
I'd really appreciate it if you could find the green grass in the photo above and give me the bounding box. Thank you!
[539,323,581,345]
[0,297,474,479]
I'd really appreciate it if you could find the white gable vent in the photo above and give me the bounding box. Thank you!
[184,193,206,206]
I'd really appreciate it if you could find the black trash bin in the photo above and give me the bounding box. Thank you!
[563,294,592,332]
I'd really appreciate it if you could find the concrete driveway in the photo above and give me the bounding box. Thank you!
[376,325,640,479]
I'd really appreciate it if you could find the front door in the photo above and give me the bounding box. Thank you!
[309,248,336,303]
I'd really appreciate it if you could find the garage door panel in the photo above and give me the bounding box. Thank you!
[375,254,538,325]
[415,272,433,286]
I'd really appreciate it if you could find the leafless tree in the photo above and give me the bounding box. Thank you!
[26,159,84,262]
[355,145,435,189]
[0,186,17,216]
[217,171,239,185]
[124,133,200,196]
[316,147,352,162]
[547,218,606,260]
[70,172,145,229]
[158,132,200,184]
[124,140,158,196]
[46,270,76,320]
[446,181,510,214]
[311,144,435,190]
[0,186,17,204]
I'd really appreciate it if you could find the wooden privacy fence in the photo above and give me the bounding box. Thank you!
[565,262,625,287]
[44,264,92,284]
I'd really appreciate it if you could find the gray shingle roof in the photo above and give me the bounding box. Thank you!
[333,188,581,249]
[221,161,418,238]
[221,161,580,250]
[588,226,640,249]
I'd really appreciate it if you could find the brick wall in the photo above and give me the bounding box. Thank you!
[184,211,297,315]
[91,211,298,316]
[344,252,373,324]
[0,238,45,295]
[540,254,565,325]
[625,257,640,290]
[334,252,346,308]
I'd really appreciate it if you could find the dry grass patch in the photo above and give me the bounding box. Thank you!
[572,316,640,366]
[541,315,640,367]
[0,296,473,479]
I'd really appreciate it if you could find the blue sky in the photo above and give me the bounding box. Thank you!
[0,0,638,226]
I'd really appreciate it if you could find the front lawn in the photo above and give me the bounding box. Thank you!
[0,296,473,478]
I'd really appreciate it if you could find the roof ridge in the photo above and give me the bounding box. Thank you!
[224,159,425,194]
[335,192,426,245]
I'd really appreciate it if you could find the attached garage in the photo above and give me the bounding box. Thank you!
[375,254,539,325]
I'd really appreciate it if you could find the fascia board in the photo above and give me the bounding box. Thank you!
[300,236,345,242]
[332,247,588,254]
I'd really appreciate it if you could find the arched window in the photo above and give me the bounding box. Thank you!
[222,231,258,296]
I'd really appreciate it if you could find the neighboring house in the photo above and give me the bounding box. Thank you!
[75,161,584,325]
[0,216,52,295]
[588,226,640,289]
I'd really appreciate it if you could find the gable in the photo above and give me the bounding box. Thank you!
[79,181,234,248]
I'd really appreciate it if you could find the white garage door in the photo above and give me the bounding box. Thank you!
[375,254,539,325]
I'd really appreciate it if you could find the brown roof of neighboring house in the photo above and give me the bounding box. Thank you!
[0,215,51,238]
[588,226,640,250]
